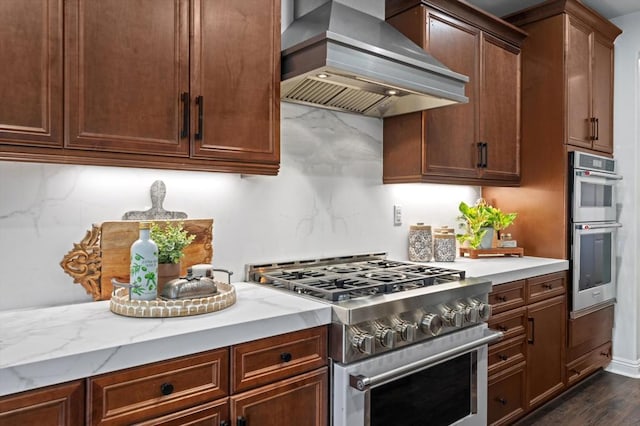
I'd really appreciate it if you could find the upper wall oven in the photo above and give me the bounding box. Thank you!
[571,152,620,223]
[569,152,621,317]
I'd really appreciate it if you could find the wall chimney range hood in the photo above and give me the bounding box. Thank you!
[281,0,469,118]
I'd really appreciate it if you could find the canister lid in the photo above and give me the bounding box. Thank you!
[410,223,431,231]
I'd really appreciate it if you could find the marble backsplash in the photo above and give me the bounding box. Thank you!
[0,103,479,310]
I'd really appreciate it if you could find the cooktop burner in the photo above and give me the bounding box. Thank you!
[247,253,465,302]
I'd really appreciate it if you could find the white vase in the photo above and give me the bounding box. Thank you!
[479,227,494,249]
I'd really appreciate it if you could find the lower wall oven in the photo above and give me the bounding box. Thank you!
[332,325,502,426]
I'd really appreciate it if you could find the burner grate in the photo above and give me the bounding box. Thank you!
[249,254,468,302]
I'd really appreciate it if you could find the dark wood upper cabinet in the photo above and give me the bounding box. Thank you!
[1,0,280,175]
[383,0,526,186]
[507,0,620,155]
[191,0,280,164]
[483,0,621,259]
[0,0,63,148]
[65,0,190,156]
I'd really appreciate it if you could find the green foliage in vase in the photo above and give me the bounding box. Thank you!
[456,199,517,249]
[150,221,196,264]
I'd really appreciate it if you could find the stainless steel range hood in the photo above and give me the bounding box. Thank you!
[281,0,469,118]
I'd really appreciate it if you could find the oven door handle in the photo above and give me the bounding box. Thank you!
[575,223,622,230]
[349,330,503,392]
[575,170,622,180]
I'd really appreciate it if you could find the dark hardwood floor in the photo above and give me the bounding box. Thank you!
[514,371,640,425]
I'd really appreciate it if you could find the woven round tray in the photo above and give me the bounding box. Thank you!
[109,282,236,318]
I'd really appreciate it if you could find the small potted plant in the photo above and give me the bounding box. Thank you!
[150,221,196,292]
[456,199,517,249]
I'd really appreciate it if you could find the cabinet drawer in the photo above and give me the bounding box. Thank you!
[488,306,526,341]
[527,272,566,304]
[0,380,84,426]
[134,398,229,426]
[88,348,229,426]
[231,326,327,393]
[488,335,526,376]
[488,362,526,426]
[489,280,525,314]
[567,304,614,362]
[566,341,612,387]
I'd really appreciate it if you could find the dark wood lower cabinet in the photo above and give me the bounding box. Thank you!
[488,362,526,426]
[0,380,84,426]
[488,272,568,425]
[231,367,328,426]
[0,327,328,426]
[526,294,566,409]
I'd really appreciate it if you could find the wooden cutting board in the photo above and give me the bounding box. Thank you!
[99,219,213,300]
[60,219,213,300]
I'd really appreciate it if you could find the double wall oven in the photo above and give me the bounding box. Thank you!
[247,254,502,426]
[569,152,622,317]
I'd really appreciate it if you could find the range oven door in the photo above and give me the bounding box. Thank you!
[332,325,502,426]
[572,222,620,314]
[572,169,621,223]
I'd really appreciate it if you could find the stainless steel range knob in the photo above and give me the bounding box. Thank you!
[421,313,443,336]
[477,302,492,321]
[442,307,464,327]
[375,326,396,348]
[457,303,479,323]
[395,321,418,342]
[352,333,374,354]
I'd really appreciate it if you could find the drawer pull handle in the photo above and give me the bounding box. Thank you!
[497,295,507,302]
[498,325,508,331]
[601,351,610,358]
[221,422,229,426]
[498,354,508,361]
[237,416,247,426]
[542,284,553,290]
[498,397,508,405]
[160,382,174,396]
[280,352,293,362]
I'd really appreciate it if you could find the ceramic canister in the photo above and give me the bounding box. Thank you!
[433,226,456,262]
[409,223,433,262]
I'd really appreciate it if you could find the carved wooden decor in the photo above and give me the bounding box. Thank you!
[61,219,214,301]
[60,224,102,299]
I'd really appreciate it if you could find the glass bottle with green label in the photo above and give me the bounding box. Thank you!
[130,222,158,300]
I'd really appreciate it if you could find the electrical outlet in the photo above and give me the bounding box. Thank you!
[393,205,402,226]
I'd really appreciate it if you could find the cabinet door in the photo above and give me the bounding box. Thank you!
[422,12,480,179]
[479,35,520,182]
[0,0,62,147]
[526,295,566,409]
[566,17,593,149]
[65,0,190,156]
[231,367,327,426]
[0,380,84,426]
[191,0,280,164]
[591,35,614,153]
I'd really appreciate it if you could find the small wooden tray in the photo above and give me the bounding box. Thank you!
[109,282,236,318]
[459,247,524,259]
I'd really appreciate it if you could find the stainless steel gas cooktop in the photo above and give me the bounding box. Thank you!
[246,253,493,363]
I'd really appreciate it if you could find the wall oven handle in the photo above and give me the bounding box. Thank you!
[349,330,503,392]
[575,223,622,230]
[575,170,622,180]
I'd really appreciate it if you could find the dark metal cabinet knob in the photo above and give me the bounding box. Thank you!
[160,382,174,395]
[280,352,293,362]
[237,416,247,426]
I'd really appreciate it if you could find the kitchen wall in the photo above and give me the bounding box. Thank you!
[0,104,479,311]
[609,11,640,378]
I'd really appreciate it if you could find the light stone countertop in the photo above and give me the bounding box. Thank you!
[0,256,567,397]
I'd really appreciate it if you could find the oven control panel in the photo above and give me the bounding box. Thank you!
[331,295,492,363]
